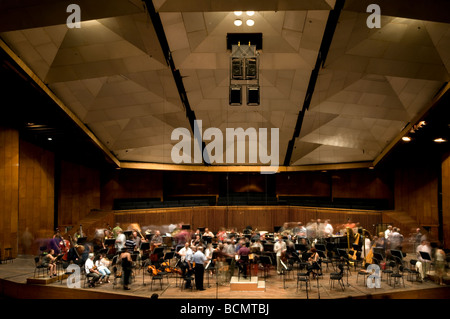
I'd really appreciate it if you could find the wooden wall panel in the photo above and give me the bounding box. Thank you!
[331,169,393,200]
[442,154,450,248]
[0,128,19,258]
[58,160,100,227]
[100,169,163,210]
[114,206,382,235]
[18,140,54,255]
[276,172,330,196]
[394,160,439,226]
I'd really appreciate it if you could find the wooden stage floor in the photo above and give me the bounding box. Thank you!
[0,255,449,300]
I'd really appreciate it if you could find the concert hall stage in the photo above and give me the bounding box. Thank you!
[0,255,448,300]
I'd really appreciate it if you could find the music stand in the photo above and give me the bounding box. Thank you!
[315,244,326,252]
[104,239,115,246]
[152,247,164,255]
[181,224,191,230]
[259,255,272,278]
[274,226,281,233]
[163,251,175,261]
[77,237,87,245]
[203,236,212,244]
[145,234,153,241]
[140,242,150,251]
[295,244,307,252]
[123,230,132,238]
[263,243,274,252]
[419,251,432,275]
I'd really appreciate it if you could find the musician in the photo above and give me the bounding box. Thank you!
[416,240,432,281]
[192,228,202,240]
[95,254,111,283]
[389,227,404,251]
[115,229,126,251]
[374,232,387,250]
[324,220,334,237]
[191,234,203,247]
[184,246,195,289]
[192,246,207,290]
[306,219,317,240]
[274,235,287,275]
[41,249,58,278]
[120,248,133,290]
[293,222,307,239]
[150,230,163,248]
[250,239,263,253]
[131,230,142,249]
[384,225,393,239]
[125,235,137,251]
[177,242,192,277]
[112,223,123,239]
[85,253,101,288]
[308,247,319,264]
[203,228,214,238]
[237,242,251,278]
[205,243,214,260]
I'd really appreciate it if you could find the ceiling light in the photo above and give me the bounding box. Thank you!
[434,138,446,143]
[246,19,255,26]
[234,11,242,16]
[402,136,411,142]
[47,137,53,141]
[234,19,242,26]
[246,11,255,16]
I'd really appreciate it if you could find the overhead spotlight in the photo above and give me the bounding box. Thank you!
[234,11,242,16]
[47,137,53,141]
[246,11,255,16]
[402,136,411,142]
[234,19,243,26]
[246,19,255,26]
[434,138,446,143]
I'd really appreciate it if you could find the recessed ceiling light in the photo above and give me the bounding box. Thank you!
[434,138,446,143]
[234,19,243,26]
[47,137,53,141]
[246,19,255,26]
[402,136,411,142]
[246,11,255,16]
[234,11,242,16]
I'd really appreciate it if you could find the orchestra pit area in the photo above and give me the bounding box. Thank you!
[1,220,449,300]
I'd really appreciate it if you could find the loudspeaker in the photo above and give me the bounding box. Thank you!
[247,86,260,105]
[229,86,242,105]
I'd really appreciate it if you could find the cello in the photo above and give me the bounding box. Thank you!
[59,236,71,261]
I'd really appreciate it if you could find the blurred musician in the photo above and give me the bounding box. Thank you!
[324,219,334,237]
[251,239,263,253]
[203,228,214,238]
[131,230,142,250]
[274,234,287,275]
[177,242,192,277]
[112,223,123,239]
[115,229,126,251]
[237,242,251,278]
[150,230,163,249]
[308,247,320,264]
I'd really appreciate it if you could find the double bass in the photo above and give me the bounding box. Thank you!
[59,236,71,261]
